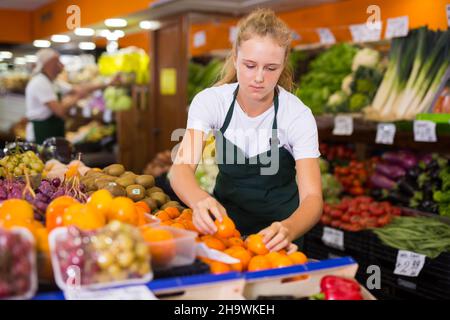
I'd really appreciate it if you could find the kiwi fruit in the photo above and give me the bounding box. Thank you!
[126,184,146,201]
[135,175,155,188]
[82,177,96,191]
[104,183,127,197]
[86,169,101,177]
[103,164,125,177]
[95,179,111,190]
[121,171,137,179]
[116,176,136,188]
[146,186,163,197]
[150,192,168,207]
[142,197,158,211]
[101,175,117,182]
[161,201,180,210]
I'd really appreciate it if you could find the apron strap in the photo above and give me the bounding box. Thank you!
[219,86,239,134]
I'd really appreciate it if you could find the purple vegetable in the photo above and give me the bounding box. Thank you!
[370,173,396,190]
[381,151,418,169]
[375,163,406,179]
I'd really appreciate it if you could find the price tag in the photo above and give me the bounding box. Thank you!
[414,120,437,142]
[291,31,301,41]
[375,123,396,145]
[394,250,426,277]
[193,31,206,48]
[349,23,382,43]
[385,16,409,39]
[65,285,157,300]
[82,106,92,118]
[322,227,345,251]
[229,26,238,43]
[333,115,353,136]
[103,109,113,123]
[317,28,336,45]
[447,4,450,28]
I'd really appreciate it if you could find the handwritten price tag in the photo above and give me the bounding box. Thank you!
[193,31,206,48]
[375,123,396,145]
[65,285,157,300]
[414,120,437,142]
[322,227,345,251]
[317,28,336,45]
[333,115,354,136]
[385,16,409,39]
[394,250,426,277]
[349,23,382,43]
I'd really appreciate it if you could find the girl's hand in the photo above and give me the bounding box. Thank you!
[259,221,295,253]
[192,196,227,235]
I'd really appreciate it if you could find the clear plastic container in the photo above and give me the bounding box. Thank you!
[143,225,197,270]
[0,227,37,300]
[49,223,153,291]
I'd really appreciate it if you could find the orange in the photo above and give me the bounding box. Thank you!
[87,190,113,216]
[245,234,269,255]
[226,237,244,248]
[224,248,243,272]
[135,201,151,213]
[230,247,252,270]
[1,219,36,237]
[288,251,308,265]
[161,220,173,226]
[233,229,241,238]
[0,199,34,223]
[135,206,149,226]
[170,222,186,229]
[270,255,294,269]
[209,261,232,274]
[165,207,180,219]
[179,209,193,221]
[214,216,236,239]
[201,235,226,251]
[155,211,171,222]
[46,196,79,232]
[35,227,50,252]
[107,197,138,225]
[141,228,176,267]
[248,255,272,272]
[265,252,283,265]
[63,204,106,231]
[181,220,198,232]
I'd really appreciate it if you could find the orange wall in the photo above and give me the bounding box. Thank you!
[0,10,32,43]
[189,0,449,56]
[120,31,150,51]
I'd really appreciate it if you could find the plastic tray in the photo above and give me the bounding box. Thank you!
[49,227,153,291]
[0,227,37,300]
[143,226,197,270]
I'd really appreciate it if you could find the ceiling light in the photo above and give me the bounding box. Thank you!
[14,57,26,65]
[51,34,71,43]
[139,20,161,30]
[97,29,111,37]
[33,40,51,48]
[104,18,127,28]
[0,51,12,59]
[113,30,125,38]
[74,28,95,36]
[79,42,96,50]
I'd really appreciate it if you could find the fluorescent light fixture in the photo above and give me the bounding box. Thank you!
[25,55,37,63]
[0,51,13,59]
[51,34,71,43]
[14,57,26,65]
[113,30,125,38]
[104,18,127,28]
[79,42,96,50]
[74,28,95,36]
[139,20,161,30]
[106,32,119,41]
[33,40,51,48]
[97,29,111,37]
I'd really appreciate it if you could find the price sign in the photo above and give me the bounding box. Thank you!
[229,26,238,43]
[317,28,336,45]
[394,250,426,277]
[375,123,396,144]
[414,120,437,142]
[385,16,409,39]
[349,23,382,43]
[65,285,157,300]
[322,227,345,251]
[193,31,206,48]
[333,115,354,136]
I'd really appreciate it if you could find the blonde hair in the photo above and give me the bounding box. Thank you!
[215,8,294,92]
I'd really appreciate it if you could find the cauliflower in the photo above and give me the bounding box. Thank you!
[341,74,354,95]
[352,48,380,71]
[326,91,349,113]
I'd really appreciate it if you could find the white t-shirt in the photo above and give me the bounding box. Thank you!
[25,73,58,141]
[187,83,320,160]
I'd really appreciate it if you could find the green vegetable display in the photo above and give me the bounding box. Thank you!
[188,59,224,104]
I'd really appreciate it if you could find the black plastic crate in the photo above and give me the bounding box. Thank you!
[153,259,211,279]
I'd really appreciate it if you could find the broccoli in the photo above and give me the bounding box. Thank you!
[349,93,369,112]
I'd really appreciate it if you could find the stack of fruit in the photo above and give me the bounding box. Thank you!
[0,150,44,178]
[334,158,378,196]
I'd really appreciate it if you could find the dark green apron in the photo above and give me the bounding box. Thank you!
[213,86,302,247]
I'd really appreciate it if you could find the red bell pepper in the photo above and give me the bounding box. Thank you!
[320,276,363,300]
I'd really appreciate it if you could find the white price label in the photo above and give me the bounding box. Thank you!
[385,16,409,39]
[414,120,437,142]
[333,115,354,136]
[447,4,450,27]
[193,31,206,48]
[394,250,426,277]
[103,109,113,123]
[229,26,238,43]
[82,106,92,118]
[349,23,382,43]
[317,28,336,45]
[375,123,396,145]
[65,285,157,300]
[322,227,345,251]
